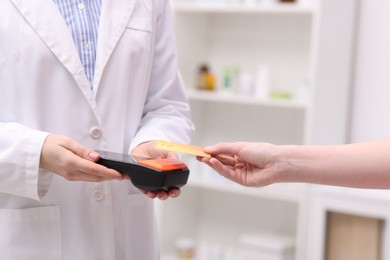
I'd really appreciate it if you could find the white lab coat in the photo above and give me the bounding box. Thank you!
[0,0,193,259]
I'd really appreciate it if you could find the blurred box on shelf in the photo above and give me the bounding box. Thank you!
[238,233,295,260]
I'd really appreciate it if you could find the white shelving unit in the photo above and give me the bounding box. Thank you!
[156,0,358,259]
[173,2,315,14]
[186,89,309,109]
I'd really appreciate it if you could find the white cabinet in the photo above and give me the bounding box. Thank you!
[305,186,390,260]
[156,0,358,259]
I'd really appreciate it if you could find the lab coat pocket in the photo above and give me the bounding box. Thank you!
[0,206,62,260]
[125,194,159,260]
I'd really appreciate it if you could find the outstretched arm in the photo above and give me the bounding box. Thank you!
[198,139,390,189]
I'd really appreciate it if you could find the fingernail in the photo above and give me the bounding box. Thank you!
[88,151,99,160]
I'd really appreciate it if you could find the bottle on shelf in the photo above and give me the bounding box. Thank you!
[221,64,239,94]
[175,237,196,260]
[196,63,217,91]
[238,71,254,96]
[254,64,270,99]
[238,233,295,260]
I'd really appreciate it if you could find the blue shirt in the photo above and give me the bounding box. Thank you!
[53,0,103,85]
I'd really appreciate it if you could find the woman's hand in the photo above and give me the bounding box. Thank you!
[197,142,283,187]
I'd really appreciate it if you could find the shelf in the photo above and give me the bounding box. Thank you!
[173,2,316,14]
[309,185,390,205]
[188,177,305,203]
[187,89,309,109]
[161,254,175,260]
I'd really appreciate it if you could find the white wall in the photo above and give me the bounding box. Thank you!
[351,0,390,142]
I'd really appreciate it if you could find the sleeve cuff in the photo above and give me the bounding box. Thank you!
[24,132,52,200]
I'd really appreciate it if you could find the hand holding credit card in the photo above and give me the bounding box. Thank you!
[156,140,211,158]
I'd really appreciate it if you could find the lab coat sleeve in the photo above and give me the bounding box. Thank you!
[130,0,194,150]
[0,122,52,200]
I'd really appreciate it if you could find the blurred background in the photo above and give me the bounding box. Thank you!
[156,0,390,259]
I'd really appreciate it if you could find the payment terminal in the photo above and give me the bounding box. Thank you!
[96,150,190,192]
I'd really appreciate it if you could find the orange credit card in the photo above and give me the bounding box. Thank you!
[156,140,211,158]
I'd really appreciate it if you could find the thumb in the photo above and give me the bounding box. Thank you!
[205,142,244,156]
[66,140,99,162]
[87,150,100,162]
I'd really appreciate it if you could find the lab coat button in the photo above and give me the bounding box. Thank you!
[89,127,102,139]
[78,3,85,10]
[94,190,105,202]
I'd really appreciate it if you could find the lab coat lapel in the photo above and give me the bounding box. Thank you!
[9,0,91,92]
[93,0,136,92]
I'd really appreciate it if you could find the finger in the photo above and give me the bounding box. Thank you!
[214,154,236,166]
[198,154,235,168]
[197,157,221,172]
[209,158,246,186]
[67,158,123,180]
[208,158,236,178]
[196,156,204,161]
[85,163,124,180]
[140,187,179,201]
[144,191,158,199]
[168,188,180,198]
[62,169,108,182]
[156,191,169,200]
[197,156,210,163]
[88,151,100,162]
